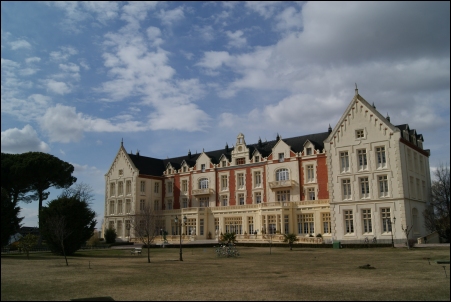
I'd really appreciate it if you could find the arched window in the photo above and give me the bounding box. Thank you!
[276,169,289,181]
[199,178,209,189]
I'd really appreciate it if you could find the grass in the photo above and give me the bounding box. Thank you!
[1,246,450,301]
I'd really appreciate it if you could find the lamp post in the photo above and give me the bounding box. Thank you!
[390,217,396,248]
[175,215,187,261]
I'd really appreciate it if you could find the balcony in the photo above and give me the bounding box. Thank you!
[192,188,214,196]
[268,180,296,189]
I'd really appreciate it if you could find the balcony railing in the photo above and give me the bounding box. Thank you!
[268,179,296,189]
[192,188,214,196]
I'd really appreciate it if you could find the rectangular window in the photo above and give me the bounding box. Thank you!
[276,190,290,202]
[125,199,131,214]
[238,193,245,205]
[278,153,284,162]
[416,178,421,200]
[118,181,123,196]
[322,213,331,234]
[378,175,389,197]
[237,173,245,189]
[182,180,188,193]
[255,156,260,162]
[248,217,254,234]
[356,129,364,139]
[236,158,245,165]
[201,164,205,172]
[154,200,159,211]
[140,199,145,211]
[254,171,261,187]
[182,198,188,208]
[362,209,372,234]
[284,215,289,234]
[200,219,204,236]
[183,166,187,172]
[360,177,370,198]
[154,182,159,193]
[221,195,228,206]
[110,183,115,197]
[221,175,228,190]
[381,208,391,232]
[340,151,350,172]
[117,200,123,214]
[414,153,418,172]
[119,169,123,176]
[376,146,386,169]
[419,157,424,173]
[422,181,426,201]
[255,192,262,204]
[357,149,367,170]
[222,160,227,167]
[344,210,354,234]
[126,180,131,195]
[166,199,173,210]
[342,179,351,200]
[410,176,415,198]
[125,220,131,237]
[307,165,314,182]
[299,214,314,234]
[307,188,315,200]
[140,181,145,193]
[199,197,209,207]
[167,181,173,194]
[109,200,115,215]
[116,221,122,237]
[306,147,312,155]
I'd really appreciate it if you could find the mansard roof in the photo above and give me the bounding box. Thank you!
[127,131,329,177]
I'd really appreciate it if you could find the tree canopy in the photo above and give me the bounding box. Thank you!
[40,185,96,256]
[1,152,77,229]
[1,188,23,247]
[423,164,450,242]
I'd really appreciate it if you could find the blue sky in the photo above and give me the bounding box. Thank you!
[1,1,450,230]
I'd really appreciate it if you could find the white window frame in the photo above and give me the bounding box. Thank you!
[276,168,289,181]
[376,146,387,169]
[340,151,350,173]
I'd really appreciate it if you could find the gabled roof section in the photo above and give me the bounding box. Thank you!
[106,142,138,176]
[325,89,398,143]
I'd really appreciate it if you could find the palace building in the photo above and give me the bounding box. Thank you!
[103,88,431,244]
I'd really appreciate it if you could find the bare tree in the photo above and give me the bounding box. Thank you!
[129,205,161,263]
[423,164,450,243]
[45,215,73,266]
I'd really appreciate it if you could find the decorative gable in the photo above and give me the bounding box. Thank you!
[271,139,291,163]
[231,133,250,165]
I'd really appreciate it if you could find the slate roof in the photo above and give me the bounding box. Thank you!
[395,124,424,142]
[128,131,331,177]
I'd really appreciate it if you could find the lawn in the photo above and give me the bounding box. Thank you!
[1,246,450,301]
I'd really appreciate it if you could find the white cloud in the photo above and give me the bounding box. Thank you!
[44,79,72,95]
[39,104,149,143]
[50,46,78,62]
[226,30,247,48]
[146,26,164,46]
[245,1,282,19]
[157,7,185,26]
[9,39,32,50]
[196,51,231,69]
[274,6,303,32]
[25,57,41,64]
[1,125,50,154]
[19,68,39,76]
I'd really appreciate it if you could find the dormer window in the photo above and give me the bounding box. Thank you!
[255,156,260,163]
[236,158,245,165]
[278,153,284,162]
[222,160,227,167]
[183,166,187,172]
[306,148,312,155]
[201,164,206,172]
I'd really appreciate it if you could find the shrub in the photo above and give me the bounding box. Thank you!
[104,227,117,244]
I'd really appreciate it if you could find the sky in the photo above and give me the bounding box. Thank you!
[1,1,450,230]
